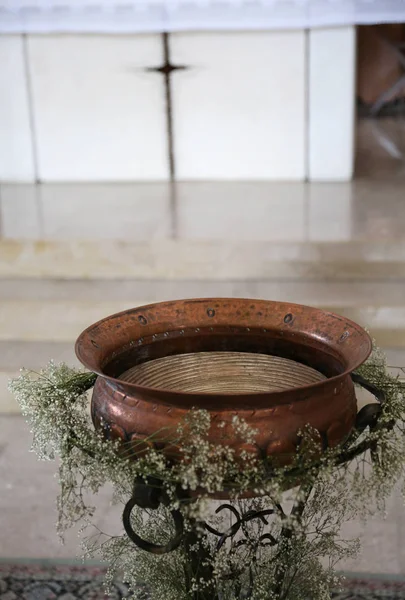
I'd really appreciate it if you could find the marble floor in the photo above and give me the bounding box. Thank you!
[1,177,405,243]
[0,116,405,571]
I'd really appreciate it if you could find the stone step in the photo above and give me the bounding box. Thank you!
[1,239,405,280]
[0,278,404,306]
[1,298,405,344]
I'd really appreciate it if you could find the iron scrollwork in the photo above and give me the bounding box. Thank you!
[205,503,280,599]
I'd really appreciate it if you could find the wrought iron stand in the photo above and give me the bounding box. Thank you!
[122,374,386,600]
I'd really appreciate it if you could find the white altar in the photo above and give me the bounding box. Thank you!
[0,1,404,183]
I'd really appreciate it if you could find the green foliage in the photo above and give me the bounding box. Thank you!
[8,347,405,600]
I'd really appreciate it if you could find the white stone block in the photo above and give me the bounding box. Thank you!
[171,31,306,180]
[27,34,169,181]
[308,26,356,182]
[0,36,35,182]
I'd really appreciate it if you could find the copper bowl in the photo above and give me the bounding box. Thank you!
[75,298,372,465]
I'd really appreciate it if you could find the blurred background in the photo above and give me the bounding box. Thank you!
[1,0,405,588]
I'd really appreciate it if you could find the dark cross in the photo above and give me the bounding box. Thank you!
[146,33,188,179]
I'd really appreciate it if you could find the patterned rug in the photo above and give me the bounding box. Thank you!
[1,562,405,599]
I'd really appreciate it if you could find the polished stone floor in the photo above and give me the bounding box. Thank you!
[0,117,405,571]
[0,177,404,243]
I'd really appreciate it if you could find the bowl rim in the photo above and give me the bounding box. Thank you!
[75,298,373,401]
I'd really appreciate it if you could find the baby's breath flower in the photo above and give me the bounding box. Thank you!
[8,347,405,600]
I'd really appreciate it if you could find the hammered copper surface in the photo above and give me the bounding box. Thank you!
[119,352,326,394]
[75,298,372,470]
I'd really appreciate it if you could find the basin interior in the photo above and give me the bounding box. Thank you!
[102,326,342,395]
[119,351,326,394]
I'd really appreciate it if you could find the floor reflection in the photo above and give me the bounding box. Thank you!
[1,178,403,243]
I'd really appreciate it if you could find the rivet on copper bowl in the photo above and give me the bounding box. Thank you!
[75,298,372,471]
